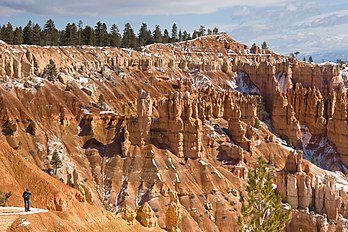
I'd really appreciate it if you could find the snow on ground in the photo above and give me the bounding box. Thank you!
[152,158,159,171]
[20,218,30,227]
[234,71,260,94]
[168,157,177,172]
[82,108,92,115]
[199,160,209,166]
[276,72,289,93]
[301,125,348,174]
[193,73,212,90]
[0,207,48,215]
[100,111,116,115]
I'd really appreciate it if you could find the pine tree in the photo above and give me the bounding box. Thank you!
[45,59,57,81]
[178,29,183,42]
[308,56,313,63]
[182,30,189,41]
[98,93,105,109]
[23,20,33,45]
[212,27,219,35]
[83,26,95,45]
[207,28,212,35]
[32,23,42,45]
[198,25,206,36]
[3,22,14,44]
[122,23,137,48]
[138,23,153,47]
[261,41,269,49]
[77,20,83,45]
[238,157,291,231]
[63,23,78,45]
[153,25,163,43]
[95,21,108,47]
[50,149,62,175]
[43,19,59,46]
[110,24,121,47]
[163,29,170,43]
[171,23,178,42]
[192,30,198,39]
[13,27,23,45]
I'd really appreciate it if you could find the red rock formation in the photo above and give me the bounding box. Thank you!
[0,34,347,231]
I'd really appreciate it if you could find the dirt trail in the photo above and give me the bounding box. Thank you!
[0,207,48,232]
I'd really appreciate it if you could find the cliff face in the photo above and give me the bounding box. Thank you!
[0,34,347,231]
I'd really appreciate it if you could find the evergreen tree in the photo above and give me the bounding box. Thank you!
[77,20,83,45]
[32,23,42,45]
[13,27,23,45]
[110,24,121,47]
[63,23,78,45]
[212,27,219,34]
[23,20,33,45]
[238,157,291,232]
[308,56,313,63]
[0,25,3,40]
[261,41,269,49]
[43,19,59,46]
[207,28,212,35]
[303,57,306,62]
[198,25,206,36]
[182,30,189,41]
[122,23,137,48]
[50,149,62,175]
[83,26,95,45]
[153,25,163,43]
[163,29,170,43]
[171,23,178,42]
[98,93,105,109]
[178,29,183,42]
[45,59,57,81]
[138,23,153,47]
[95,21,108,46]
[3,22,14,44]
[192,30,198,39]
[294,51,300,59]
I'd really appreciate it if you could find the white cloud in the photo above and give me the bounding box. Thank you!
[0,0,288,16]
[232,7,251,17]
[286,3,297,12]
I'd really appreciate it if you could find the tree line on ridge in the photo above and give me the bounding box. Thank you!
[0,19,219,49]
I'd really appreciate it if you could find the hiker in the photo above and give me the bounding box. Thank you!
[22,188,31,212]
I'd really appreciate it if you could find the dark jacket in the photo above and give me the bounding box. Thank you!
[22,191,31,200]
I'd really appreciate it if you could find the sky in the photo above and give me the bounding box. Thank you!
[0,0,347,58]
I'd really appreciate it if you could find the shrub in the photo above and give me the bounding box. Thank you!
[0,191,12,207]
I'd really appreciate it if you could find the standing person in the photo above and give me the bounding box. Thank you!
[22,188,31,212]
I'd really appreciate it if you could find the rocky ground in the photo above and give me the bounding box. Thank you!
[0,34,347,231]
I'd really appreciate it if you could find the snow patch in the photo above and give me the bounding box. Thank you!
[157,173,163,182]
[82,108,92,115]
[199,160,208,166]
[100,111,116,115]
[20,218,30,227]
[234,71,260,94]
[152,159,159,171]
[168,157,177,171]
[276,72,289,93]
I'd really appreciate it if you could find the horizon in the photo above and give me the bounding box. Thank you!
[0,0,347,60]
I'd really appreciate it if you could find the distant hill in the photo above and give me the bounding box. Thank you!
[300,50,348,63]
